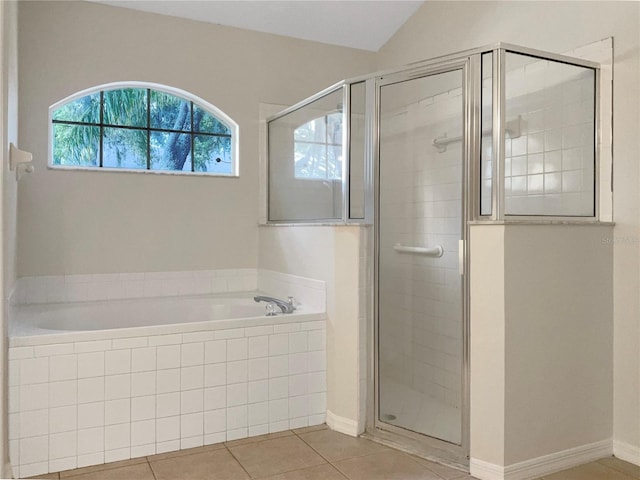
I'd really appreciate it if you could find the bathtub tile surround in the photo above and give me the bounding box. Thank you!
[8,270,326,478]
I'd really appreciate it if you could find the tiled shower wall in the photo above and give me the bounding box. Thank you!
[378,86,463,409]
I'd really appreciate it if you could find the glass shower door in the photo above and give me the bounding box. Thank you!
[377,69,464,446]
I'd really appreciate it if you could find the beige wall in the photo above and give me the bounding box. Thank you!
[378,0,640,462]
[17,1,375,276]
[1,0,18,475]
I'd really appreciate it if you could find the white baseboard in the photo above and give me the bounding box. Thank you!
[614,440,640,466]
[471,439,612,480]
[326,410,360,437]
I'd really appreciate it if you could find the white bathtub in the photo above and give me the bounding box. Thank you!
[8,291,327,478]
[10,292,324,346]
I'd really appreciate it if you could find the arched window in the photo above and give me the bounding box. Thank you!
[49,82,238,176]
[293,112,342,180]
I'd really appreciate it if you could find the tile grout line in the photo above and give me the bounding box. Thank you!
[292,428,351,479]
[222,443,254,479]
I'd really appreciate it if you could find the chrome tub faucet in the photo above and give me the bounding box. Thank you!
[254,295,297,314]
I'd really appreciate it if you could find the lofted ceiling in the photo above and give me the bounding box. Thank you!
[86,0,424,52]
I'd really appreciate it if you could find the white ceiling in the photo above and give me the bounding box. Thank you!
[88,0,424,51]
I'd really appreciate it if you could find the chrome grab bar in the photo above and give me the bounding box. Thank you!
[393,243,444,257]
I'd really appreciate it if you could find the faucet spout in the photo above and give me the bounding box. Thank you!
[254,295,296,314]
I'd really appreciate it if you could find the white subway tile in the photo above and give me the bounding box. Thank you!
[20,409,48,438]
[248,402,268,427]
[289,374,308,397]
[112,337,147,349]
[269,377,288,401]
[204,340,226,364]
[204,409,226,434]
[131,443,155,458]
[181,366,204,391]
[248,358,268,381]
[226,428,248,441]
[34,343,74,357]
[307,330,326,351]
[105,349,131,375]
[289,396,308,419]
[20,357,49,385]
[301,321,325,331]
[105,423,130,450]
[131,419,155,446]
[289,353,308,376]
[269,356,289,378]
[227,361,248,385]
[308,392,326,415]
[49,380,76,408]
[181,342,204,367]
[204,364,226,388]
[18,462,47,479]
[20,383,49,411]
[9,347,33,360]
[132,347,156,372]
[149,334,182,346]
[248,380,269,404]
[181,412,204,438]
[269,334,289,356]
[105,399,130,425]
[226,405,247,430]
[227,338,248,361]
[307,371,326,394]
[131,371,156,397]
[289,332,308,354]
[75,340,111,353]
[156,439,180,454]
[78,402,104,429]
[181,436,204,449]
[227,383,247,407]
[20,434,49,465]
[269,399,288,423]
[131,395,155,421]
[181,389,204,414]
[77,427,105,455]
[248,336,269,359]
[78,352,105,378]
[269,421,289,434]
[105,374,130,401]
[156,416,180,443]
[248,424,269,437]
[77,451,104,468]
[49,405,77,434]
[245,326,273,337]
[204,386,226,411]
[204,432,226,445]
[289,417,308,430]
[157,345,181,370]
[183,331,214,343]
[157,368,181,394]
[49,431,76,460]
[105,448,131,463]
[273,323,300,334]
[49,355,77,382]
[157,392,180,418]
[49,456,77,473]
[307,351,326,373]
[215,328,244,340]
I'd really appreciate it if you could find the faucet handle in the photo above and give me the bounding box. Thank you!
[288,296,297,310]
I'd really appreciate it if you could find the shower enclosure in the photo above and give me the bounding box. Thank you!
[267,43,600,466]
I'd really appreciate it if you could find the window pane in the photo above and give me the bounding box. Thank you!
[504,52,595,216]
[103,127,147,169]
[194,135,232,174]
[103,88,147,127]
[52,93,100,124]
[295,143,326,178]
[52,123,99,166]
[326,113,342,145]
[193,105,230,135]
[150,131,192,171]
[327,145,342,179]
[294,118,326,142]
[150,91,190,131]
[480,52,493,215]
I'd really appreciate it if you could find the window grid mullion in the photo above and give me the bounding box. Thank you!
[191,101,195,172]
[99,91,104,167]
[147,88,151,170]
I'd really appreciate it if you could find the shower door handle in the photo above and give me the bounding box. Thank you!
[458,239,465,275]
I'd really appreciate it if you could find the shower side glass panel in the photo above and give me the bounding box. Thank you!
[268,88,345,222]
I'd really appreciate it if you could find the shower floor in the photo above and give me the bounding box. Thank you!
[379,375,461,445]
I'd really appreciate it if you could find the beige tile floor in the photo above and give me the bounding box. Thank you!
[27,425,640,480]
